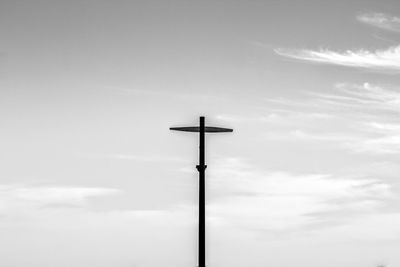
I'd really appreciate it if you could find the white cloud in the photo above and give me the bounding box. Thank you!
[275,45,400,71]
[0,171,397,267]
[357,13,400,32]
[319,83,400,154]
[310,82,400,115]
[336,82,400,108]
[216,112,333,124]
[0,199,195,267]
[207,158,392,232]
[350,135,400,154]
[288,130,400,155]
[14,186,119,203]
[94,153,188,163]
[0,185,121,218]
[367,122,400,131]
[290,129,355,142]
[261,82,400,154]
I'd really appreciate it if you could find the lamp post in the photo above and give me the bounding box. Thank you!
[170,116,233,267]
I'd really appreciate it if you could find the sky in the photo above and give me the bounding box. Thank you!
[1,0,400,266]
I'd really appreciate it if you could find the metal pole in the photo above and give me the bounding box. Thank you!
[170,116,232,267]
[196,116,206,267]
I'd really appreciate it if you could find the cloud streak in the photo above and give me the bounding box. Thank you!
[258,82,400,154]
[275,45,400,71]
[357,13,400,32]
[313,82,400,114]
[207,158,392,232]
[93,153,188,163]
[316,83,400,154]
[0,185,121,218]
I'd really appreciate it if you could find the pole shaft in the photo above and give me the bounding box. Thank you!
[198,116,206,267]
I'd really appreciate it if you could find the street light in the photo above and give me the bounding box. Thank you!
[170,116,233,267]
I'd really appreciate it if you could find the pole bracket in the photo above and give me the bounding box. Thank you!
[196,165,207,172]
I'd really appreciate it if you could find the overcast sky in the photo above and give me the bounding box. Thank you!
[1,1,400,266]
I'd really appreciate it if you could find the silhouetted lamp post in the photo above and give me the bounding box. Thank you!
[170,116,233,267]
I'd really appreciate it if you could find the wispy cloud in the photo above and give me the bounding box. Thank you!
[275,45,400,71]
[255,82,400,154]
[0,173,396,265]
[357,13,400,32]
[84,153,189,164]
[336,82,400,107]
[313,83,400,154]
[216,112,333,124]
[313,82,400,113]
[0,185,121,218]
[289,129,355,142]
[207,158,393,232]
[95,154,188,163]
[350,135,400,154]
